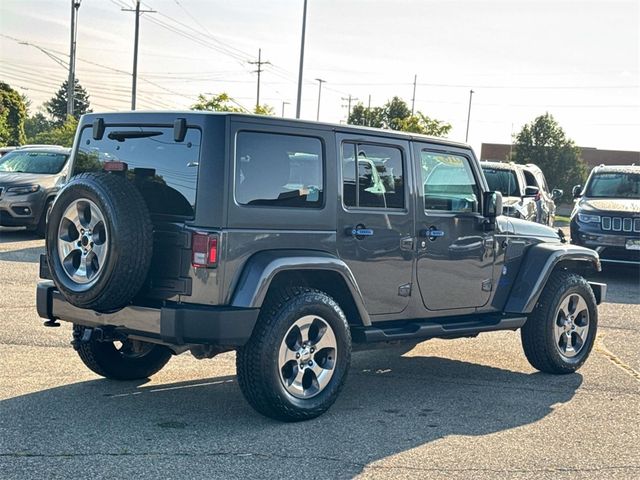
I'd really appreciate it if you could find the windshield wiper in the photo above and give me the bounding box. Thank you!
[107,131,163,142]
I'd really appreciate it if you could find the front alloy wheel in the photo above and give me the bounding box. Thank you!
[553,293,590,359]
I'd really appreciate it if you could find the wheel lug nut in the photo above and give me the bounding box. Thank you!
[296,353,300,359]
[308,360,313,366]
[310,347,315,353]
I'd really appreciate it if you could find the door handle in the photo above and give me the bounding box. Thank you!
[420,227,445,241]
[349,225,374,239]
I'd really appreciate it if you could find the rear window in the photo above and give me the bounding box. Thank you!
[0,151,68,174]
[74,126,201,218]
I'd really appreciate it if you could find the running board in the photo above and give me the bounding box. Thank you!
[351,315,527,344]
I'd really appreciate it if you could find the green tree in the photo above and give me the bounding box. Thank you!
[45,79,91,125]
[25,112,54,142]
[191,93,244,112]
[348,96,451,137]
[192,92,273,115]
[512,112,587,198]
[31,115,78,147]
[0,82,27,145]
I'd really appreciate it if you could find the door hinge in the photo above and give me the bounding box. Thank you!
[481,279,493,292]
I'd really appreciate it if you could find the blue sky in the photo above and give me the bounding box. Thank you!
[1,0,638,154]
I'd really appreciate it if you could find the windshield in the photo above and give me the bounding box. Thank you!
[585,172,640,199]
[482,168,519,196]
[0,151,68,174]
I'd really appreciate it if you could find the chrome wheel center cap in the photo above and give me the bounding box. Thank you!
[299,346,312,364]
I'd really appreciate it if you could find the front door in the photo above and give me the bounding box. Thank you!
[336,135,414,315]
[414,145,495,311]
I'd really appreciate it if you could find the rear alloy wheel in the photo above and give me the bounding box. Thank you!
[236,287,351,421]
[278,315,338,399]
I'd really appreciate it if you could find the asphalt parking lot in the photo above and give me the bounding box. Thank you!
[0,228,638,479]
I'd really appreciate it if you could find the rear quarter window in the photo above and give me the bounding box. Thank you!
[74,126,201,218]
[235,131,324,208]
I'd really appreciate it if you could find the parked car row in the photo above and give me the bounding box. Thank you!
[0,145,71,237]
[480,161,563,226]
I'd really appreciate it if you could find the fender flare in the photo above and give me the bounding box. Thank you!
[504,243,601,314]
[230,250,371,326]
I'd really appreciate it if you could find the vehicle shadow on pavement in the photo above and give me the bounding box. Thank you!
[0,228,40,244]
[0,245,44,263]
[0,351,582,478]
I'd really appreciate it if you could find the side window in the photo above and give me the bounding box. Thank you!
[236,132,323,208]
[341,142,404,209]
[523,169,539,188]
[421,151,479,212]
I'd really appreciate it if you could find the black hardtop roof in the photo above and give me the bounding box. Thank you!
[79,111,471,150]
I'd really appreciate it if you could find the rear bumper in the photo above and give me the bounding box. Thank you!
[36,281,259,346]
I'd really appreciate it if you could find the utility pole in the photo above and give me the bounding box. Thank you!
[367,94,371,126]
[465,89,474,142]
[411,74,417,115]
[315,78,325,121]
[341,94,357,122]
[249,48,270,111]
[122,0,155,110]
[295,0,308,118]
[67,0,81,116]
[281,101,290,117]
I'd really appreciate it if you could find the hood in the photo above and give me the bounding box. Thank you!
[579,198,640,214]
[0,171,59,186]
[507,217,560,240]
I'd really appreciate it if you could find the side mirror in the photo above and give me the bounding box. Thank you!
[484,191,503,219]
[524,186,539,197]
[552,188,563,200]
[572,185,582,198]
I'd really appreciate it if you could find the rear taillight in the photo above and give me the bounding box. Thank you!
[192,232,218,268]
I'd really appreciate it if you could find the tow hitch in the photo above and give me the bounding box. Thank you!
[71,325,118,350]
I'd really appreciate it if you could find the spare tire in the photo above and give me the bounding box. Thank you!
[46,172,153,312]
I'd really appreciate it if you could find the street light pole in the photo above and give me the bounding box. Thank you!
[67,0,81,117]
[465,89,474,143]
[295,0,308,119]
[315,78,325,121]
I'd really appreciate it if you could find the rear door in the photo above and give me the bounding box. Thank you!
[414,144,495,310]
[336,134,414,316]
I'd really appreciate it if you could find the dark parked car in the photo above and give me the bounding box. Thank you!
[570,165,640,265]
[0,146,71,236]
[480,161,562,226]
[37,112,605,421]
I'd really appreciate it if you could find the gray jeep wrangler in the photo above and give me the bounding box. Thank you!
[36,112,606,421]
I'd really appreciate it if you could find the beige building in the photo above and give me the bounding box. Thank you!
[480,143,639,169]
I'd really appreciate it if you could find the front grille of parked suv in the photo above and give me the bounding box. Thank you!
[601,216,640,233]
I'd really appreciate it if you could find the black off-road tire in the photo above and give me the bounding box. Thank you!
[521,271,598,374]
[46,172,153,312]
[236,287,351,422]
[74,326,171,380]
